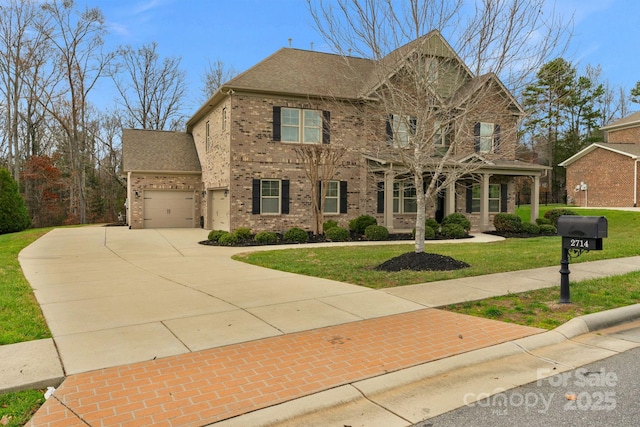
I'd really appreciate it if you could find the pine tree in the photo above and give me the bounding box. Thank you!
[0,168,31,234]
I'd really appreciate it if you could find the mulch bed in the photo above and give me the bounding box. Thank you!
[374,251,470,272]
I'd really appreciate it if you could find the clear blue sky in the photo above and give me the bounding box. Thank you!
[82,0,639,116]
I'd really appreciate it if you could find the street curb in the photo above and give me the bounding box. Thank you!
[0,339,65,395]
[209,304,640,427]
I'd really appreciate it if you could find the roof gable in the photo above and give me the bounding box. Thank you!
[601,111,640,131]
[122,129,201,173]
[559,142,640,167]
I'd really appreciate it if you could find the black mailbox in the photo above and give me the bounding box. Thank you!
[557,215,607,251]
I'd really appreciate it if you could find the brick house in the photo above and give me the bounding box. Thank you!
[560,111,640,207]
[123,31,547,231]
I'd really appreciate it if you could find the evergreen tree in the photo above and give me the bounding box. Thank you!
[631,81,640,104]
[0,168,31,234]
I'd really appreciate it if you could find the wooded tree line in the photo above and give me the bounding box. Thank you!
[0,0,225,228]
[1,0,638,231]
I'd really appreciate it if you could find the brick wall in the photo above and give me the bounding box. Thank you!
[566,148,636,207]
[127,173,202,229]
[607,127,640,143]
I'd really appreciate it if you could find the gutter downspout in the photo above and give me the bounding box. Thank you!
[635,159,639,207]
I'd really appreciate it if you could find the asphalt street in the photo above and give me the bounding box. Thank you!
[418,325,640,427]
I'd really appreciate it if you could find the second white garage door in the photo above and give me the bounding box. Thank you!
[143,191,195,228]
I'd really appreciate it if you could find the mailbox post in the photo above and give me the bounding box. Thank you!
[556,216,608,303]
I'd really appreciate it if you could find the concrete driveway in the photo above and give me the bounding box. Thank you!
[19,227,425,375]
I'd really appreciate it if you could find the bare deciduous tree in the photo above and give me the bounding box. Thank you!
[308,0,571,253]
[201,58,237,101]
[113,42,187,130]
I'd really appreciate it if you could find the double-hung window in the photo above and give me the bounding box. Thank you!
[281,108,322,143]
[471,184,501,213]
[388,114,415,148]
[474,122,500,154]
[261,180,281,214]
[434,121,450,146]
[393,182,417,213]
[324,181,339,214]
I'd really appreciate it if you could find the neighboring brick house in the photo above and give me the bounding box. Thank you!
[123,31,548,231]
[560,111,640,207]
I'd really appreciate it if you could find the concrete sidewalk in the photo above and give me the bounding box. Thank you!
[3,227,640,425]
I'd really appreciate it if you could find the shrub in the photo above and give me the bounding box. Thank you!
[0,168,30,235]
[284,227,309,243]
[520,221,541,235]
[349,215,377,234]
[536,217,552,226]
[217,232,238,246]
[364,225,389,241]
[323,220,339,232]
[207,229,227,242]
[325,226,350,242]
[254,231,278,244]
[234,227,252,240]
[539,224,557,235]
[425,218,439,233]
[412,225,436,240]
[493,213,522,233]
[441,223,466,239]
[544,208,578,226]
[441,212,471,232]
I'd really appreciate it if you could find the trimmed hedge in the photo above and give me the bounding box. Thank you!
[323,220,338,232]
[425,218,439,233]
[539,224,557,235]
[254,231,278,244]
[441,212,471,232]
[207,229,227,242]
[441,223,466,239]
[218,232,238,246]
[349,215,377,234]
[365,225,389,241]
[544,208,578,226]
[493,213,522,233]
[284,227,309,243]
[325,226,350,242]
[520,221,541,235]
[234,227,252,240]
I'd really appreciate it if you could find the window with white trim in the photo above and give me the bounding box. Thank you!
[393,182,417,213]
[388,114,415,148]
[261,180,281,214]
[472,183,501,213]
[434,121,450,146]
[324,181,339,214]
[281,108,322,143]
[479,122,495,153]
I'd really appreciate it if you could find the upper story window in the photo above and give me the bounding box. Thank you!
[434,121,451,146]
[205,120,211,152]
[222,107,227,131]
[273,107,330,144]
[282,108,321,143]
[474,122,501,154]
[386,114,416,148]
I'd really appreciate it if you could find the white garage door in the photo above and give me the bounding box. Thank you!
[143,191,195,228]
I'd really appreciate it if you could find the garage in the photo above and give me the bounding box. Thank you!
[143,191,195,228]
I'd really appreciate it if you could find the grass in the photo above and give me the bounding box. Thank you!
[0,228,53,345]
[0,389,46,427]
[234,208,640,289]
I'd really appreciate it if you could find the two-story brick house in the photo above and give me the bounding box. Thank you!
[123,31,548,232]
[560,111,640,207]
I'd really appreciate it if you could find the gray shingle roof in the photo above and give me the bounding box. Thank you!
[601,111,640,131]
[122,129,201,173]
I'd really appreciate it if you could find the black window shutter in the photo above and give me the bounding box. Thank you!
[466,185,473,213]
[501,183,508,212]
[340,181,348,213]
[409,116,417,135]
[386,115,393,145]
[252,179,261,214]
[474,122,481,153]
[322,111,331,144]
[494,124,501,153]
[281,180,290,214]
[317,181,322,210]
[273,107,281,142]
[377,181,385,214]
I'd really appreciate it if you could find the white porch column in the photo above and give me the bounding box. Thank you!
[480,173,490,230]
[384,171,395,232]
[530,175,540,223]
[446,181,456,215]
